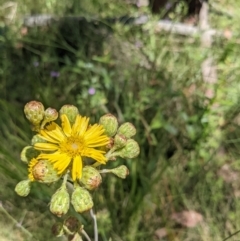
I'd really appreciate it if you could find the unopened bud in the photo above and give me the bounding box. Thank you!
[50,186,70,217]
[15,179,31,197]
[52,222,64,237]
[41,107,58,128]
[24,101,45,126]
[20,146,40,164]
[113,134,127,149]
[117,122,136,138]
[31,134,47,145]
[99,114,118,137]
[71,186,93,213]
[118,139,140,159]
[111,165,129,179]
[64,216,81,234]
[59,105,79,125]
[31,159,61,183]
[81,166,102,190]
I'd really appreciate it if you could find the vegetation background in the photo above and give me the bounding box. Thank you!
[1,0,240,240]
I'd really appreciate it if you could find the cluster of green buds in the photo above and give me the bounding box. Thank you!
[99,113,140,161]
[24,101,58,131]
[15,100,140,240]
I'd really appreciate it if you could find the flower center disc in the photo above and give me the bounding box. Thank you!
[60,136,85,157]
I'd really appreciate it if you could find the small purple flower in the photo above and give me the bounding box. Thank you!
[33,61,39,67]
[50,71,60,78]
[88,87,96,95]
[135,40,142,48]
[165,2,173,10]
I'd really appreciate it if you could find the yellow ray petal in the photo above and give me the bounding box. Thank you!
[38,152,72,174]
[37,132,59,144]
[84,125,105,139]
[83,148,107,164]
[71,115,81,134]
[40,128,65,143]
[85,137,109,147]
[78,116,89,136]
[84,124,99,134]
[61,114,72,137]
[72,155,82,180]
[54,157,72,174]
[38,151,67,162]
[72,116,89,136]
[34,142,59,151]
[46,122,60,130]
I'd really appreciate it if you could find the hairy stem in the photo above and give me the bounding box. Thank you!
[81,229,92,241]
[90,209,98,241]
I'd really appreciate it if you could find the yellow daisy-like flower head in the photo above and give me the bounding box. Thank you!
[34,114,110,181]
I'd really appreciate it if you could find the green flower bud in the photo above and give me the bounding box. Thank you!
[99,114,118,137]
[117,139,140,159]
[24,101,45,126]
[71,186,93,213]
[41,107,58,129]
[50,186,70,217]
[59,105,79,125]
[32,159,61,183]
[15,180,31,197]
[117,122,136,138]
[111,165,129,179]
[63,216,81,234]
[113,134,127,149]
[81,166,102,190]
[52,222,64,237]
[20,146,40,164]
[31,134,48,145]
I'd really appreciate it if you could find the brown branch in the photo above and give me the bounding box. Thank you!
[23,14,223,38]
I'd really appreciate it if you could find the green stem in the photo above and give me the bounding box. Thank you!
[222,229,240,241]
[62,172,69,187]
[105,148,116,160]
[81,229,92,241]
[0,202,35,239]
[90,209,98,241]
[98,169,111,174]
[63,225,74,235]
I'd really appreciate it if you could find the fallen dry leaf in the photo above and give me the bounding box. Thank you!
[171,210,203,228]
[154,228,167,239]
[217,164,239,183]
[223,29,232,40]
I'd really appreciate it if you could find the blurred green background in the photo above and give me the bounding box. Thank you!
[1,0,240,240]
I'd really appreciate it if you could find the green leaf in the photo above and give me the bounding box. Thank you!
[150,111,164,130]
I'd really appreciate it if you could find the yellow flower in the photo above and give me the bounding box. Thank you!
[34,114,110,181]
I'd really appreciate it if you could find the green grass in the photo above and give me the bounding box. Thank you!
[1,0,240,240]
